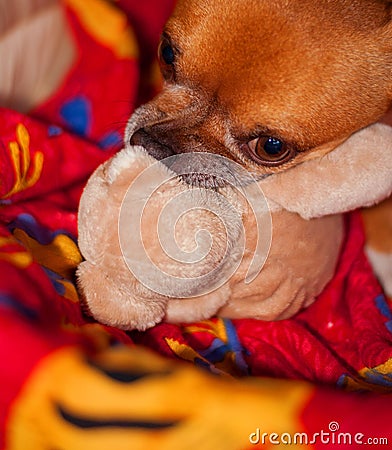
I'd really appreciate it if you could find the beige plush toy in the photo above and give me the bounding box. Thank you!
[77,123,392,331]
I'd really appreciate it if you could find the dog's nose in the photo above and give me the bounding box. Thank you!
[129,128,175,161]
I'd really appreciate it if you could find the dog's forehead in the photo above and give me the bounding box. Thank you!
[168,0,388,91]
[170,0,390,35]
[167,0,392,144]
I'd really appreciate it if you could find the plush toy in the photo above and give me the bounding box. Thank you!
[77,123,392,331]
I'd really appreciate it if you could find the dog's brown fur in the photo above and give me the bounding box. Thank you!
[126,0,392,295]
[128,1,392,172]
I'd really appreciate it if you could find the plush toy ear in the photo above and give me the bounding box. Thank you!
[260,123,392,219]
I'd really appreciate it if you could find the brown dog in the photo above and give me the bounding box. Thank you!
[118,0,392,323]
[127,0,392,172]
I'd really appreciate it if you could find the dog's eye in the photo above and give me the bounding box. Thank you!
[246,136,294,165]
[160,40,175,65]
[158,36,176,79]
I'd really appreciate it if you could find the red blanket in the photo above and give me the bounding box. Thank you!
[1,1,392,448]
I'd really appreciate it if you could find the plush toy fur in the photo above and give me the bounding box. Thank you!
[77,120,392,331]
[76,145,325,330]
[78,146,242,329]
[260,123,392,220]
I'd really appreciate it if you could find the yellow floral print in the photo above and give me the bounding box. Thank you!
[2,124,44,199]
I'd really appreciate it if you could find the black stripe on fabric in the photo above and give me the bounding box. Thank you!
[87,360,172,384]
[58,405,181,430]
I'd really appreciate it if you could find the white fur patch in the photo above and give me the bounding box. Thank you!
[106,145,149,184]
[366,246,392,297]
